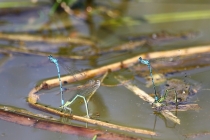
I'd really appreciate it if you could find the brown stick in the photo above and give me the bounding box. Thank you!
[115,75,201,124]
[154,104,200,112]
[28,45,210,136]
[0,33,95,46]
[114,75,180,124]
[184,131,210,139]
[0,46,85,59]
[99,40,146,54]
[41,45,210,90]
[0,106,142,140]
[28,100,156,136]
[28,73,156,136]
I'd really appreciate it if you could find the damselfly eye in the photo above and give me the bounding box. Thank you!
[165,84,170,87]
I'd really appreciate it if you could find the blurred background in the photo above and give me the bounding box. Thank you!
[0,0,210,140]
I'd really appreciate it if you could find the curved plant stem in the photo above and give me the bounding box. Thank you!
[114,75,200,124]
[40,45,210,90]
[28,72,156,136]
[0,46,85,59]
[0,33,96,46]
[28,45,209,134]
[0,105,143,140]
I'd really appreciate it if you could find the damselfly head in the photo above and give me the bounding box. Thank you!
[139,57,142,61]
[48,55,55,63]
[48,55,52,59]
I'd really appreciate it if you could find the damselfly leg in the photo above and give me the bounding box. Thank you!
[60,80,100,118]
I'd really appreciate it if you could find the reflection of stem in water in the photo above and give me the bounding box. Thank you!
[0,53,12,72]
[154,111,177,128]
[0,46,85,59]
[0,53,11,65]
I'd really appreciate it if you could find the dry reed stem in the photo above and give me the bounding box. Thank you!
[28,73,156,136]
[0,105,142,140]
[28,92,156,136]
[0,46,85,59]
[115,76,200,124]
[0,33,95,46]
[100,40,146,54]
[114,75,180,124]
[155,104,200,112]
[28,45,210,135]
[42,45,210,90]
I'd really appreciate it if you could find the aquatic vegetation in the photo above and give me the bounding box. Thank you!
[160,78,200,104]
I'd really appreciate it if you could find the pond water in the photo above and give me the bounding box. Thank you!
[1,0,210,140]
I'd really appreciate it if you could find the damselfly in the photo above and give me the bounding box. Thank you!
[139,57,158,102]
[48,55,65,106]
[48,55,86,107]
[153,78,199,107]
[138,56,184,105]
[158,88,178,107]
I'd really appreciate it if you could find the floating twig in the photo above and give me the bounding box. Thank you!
[28,93,156,136]
[154,104,200,112]
[0,105,142,140]
[39,45,210,90]
[28,73,156,136]
[0,46,85,59]
[0,33,96,46]
[99,40,146,54]
[115,75,181,124]
[115,76,201,124]
[28,45,209,133]
[184,131,210,139]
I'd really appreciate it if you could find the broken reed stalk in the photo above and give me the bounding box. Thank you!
[28,101,156,136]
[114,75,180,124]
[99,40,146,54]
[155,104,200,112]
[0,46,85,59]
[184,131,210,139]
[0,33,96,46]
[28,45,209,135]
[28,73,156,136]
[114,75,200,124]
[40,45,210,90]
[0,105,142,140]
[28,94,156,136]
